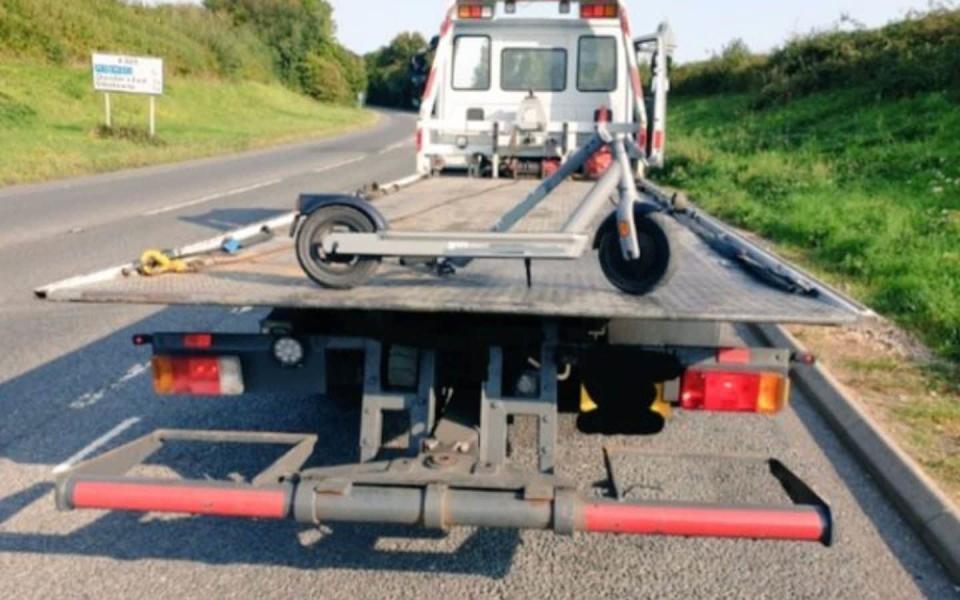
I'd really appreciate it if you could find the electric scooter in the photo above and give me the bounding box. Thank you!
[293,128,677,296]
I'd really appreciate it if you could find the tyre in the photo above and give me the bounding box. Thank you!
[296,205,381,289]
[598,210,677,296]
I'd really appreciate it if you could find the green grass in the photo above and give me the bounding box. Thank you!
[0,61,376,186]
[658,89,960,363]
[0,0,274,80]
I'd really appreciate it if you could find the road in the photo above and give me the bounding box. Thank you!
[0,110,954,599]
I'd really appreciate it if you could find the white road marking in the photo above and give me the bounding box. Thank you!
[144,178,283,216]
[52,417,142,475]
[69,361,150,410]
[311,156,366,173]
[377,140,414,155]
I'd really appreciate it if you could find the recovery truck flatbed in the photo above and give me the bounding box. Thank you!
[36,175,862,325]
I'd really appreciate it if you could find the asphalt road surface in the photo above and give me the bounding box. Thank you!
[0,110,955,599]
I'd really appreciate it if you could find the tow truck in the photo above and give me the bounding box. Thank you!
[37,1,867,545]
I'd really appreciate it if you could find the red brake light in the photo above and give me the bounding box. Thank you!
[458,4,493,19]
[581,3,619,18]
[152,356,244,396]
[680,370,788,414]
[415,128,423,152]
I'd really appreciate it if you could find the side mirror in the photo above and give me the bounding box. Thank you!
[410,52,429,74]
[429,35,440,51]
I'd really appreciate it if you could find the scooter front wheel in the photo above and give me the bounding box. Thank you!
[296,205,381,289]
[598,211,677,296]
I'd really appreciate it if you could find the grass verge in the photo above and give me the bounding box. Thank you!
[0,61,377,186]
[789,322,959,503]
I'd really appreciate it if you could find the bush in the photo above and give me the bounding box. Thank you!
[302,52,350,103]
[205,0,364,104]
[672,9,960,103]
[0,0,275,81]
[672,39,768,95]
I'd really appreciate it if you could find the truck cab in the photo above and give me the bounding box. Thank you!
[417,0,673,176]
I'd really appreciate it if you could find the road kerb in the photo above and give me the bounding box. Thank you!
[751,323,960,584]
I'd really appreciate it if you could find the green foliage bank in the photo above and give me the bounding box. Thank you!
[660,9,960,362]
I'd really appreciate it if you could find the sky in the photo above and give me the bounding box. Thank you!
[327,0,935,62]
[149,0,937,63]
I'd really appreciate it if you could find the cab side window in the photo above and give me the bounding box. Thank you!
[578,36,617,92]
[453,36,491,90]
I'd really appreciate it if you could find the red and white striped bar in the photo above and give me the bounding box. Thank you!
[66,479,292,520]
[579,501,831,543]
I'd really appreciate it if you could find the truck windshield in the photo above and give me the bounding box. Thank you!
[452,36,491,90]
[501,48,567,92]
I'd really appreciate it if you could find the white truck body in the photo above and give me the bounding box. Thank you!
[417,0,672,174]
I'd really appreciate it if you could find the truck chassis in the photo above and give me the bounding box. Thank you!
[57,311,833,544]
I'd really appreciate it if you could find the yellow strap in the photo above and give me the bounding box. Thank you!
[139,249,190,277]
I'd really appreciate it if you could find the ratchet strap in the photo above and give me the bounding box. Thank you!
[139,249,192,277]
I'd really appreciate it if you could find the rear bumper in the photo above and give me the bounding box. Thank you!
[60,474,831,544]
[56,429,833,545]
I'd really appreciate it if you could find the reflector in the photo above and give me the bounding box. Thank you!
[183,333,212,349]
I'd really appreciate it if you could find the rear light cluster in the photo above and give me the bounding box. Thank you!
[680,370,788,414]
[581,3,619,18]
[152,356,245,396]
[458,4,494,19]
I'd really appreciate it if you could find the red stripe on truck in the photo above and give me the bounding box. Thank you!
[72,481,288,519]
[582,503,827,542]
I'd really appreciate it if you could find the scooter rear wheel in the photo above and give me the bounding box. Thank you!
[296,205,381,289]
[598,211,676,296]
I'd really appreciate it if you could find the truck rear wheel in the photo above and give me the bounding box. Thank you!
[296,206,381,289]
[598,211,676,296]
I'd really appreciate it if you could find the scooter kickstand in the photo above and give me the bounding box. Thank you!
[435,260,457,277]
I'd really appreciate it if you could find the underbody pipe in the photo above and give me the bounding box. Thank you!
[293,485,553,531]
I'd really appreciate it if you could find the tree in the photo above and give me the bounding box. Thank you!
[206,0,364,103]
[365,32,429,108]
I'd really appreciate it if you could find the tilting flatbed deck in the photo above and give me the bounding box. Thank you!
[36,176,867,325]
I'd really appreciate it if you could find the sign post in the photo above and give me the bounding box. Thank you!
[149,96,156,137]
[91,53,164,136]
